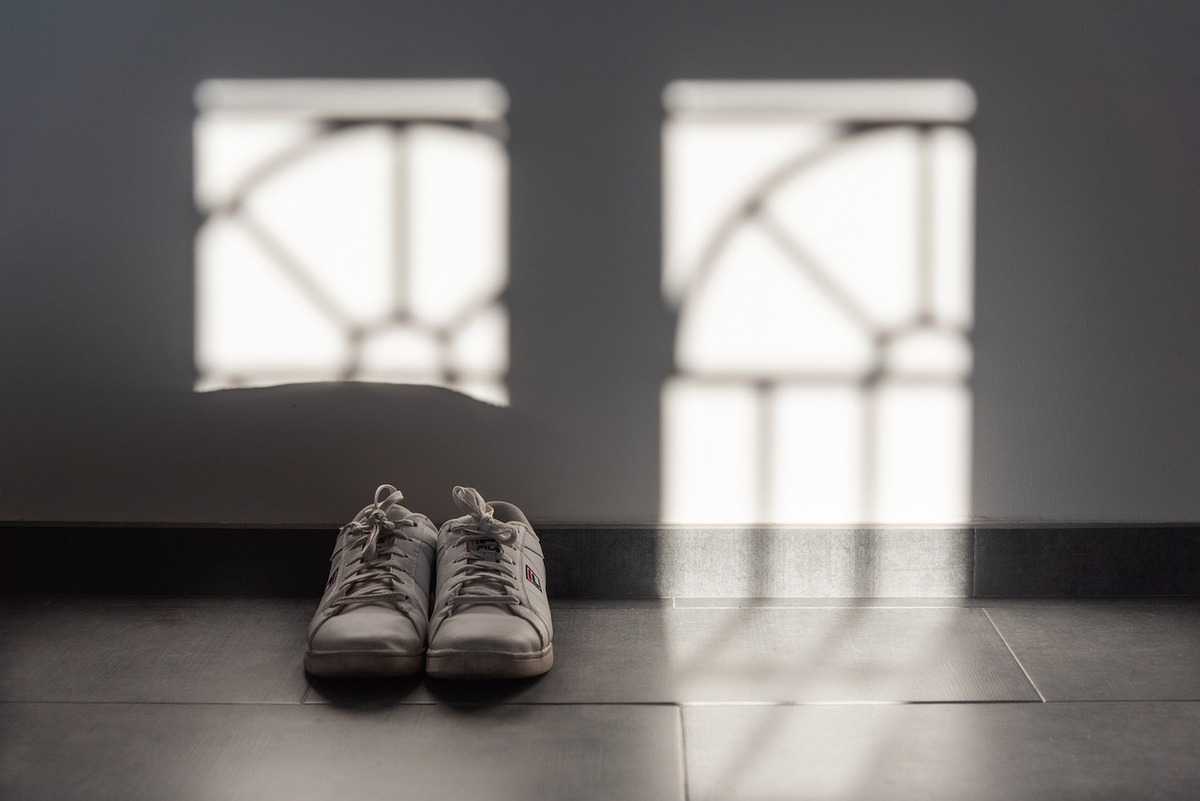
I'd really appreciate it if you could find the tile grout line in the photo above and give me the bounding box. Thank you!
[982,607,1046,703]
[300,699,1050,709]
[6,699,1200,709]
[676,704,691,801]
[0,700,312,707]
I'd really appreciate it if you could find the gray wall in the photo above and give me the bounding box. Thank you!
[2,1,1198,525]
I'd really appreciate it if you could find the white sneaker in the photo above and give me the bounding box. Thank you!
[304,485,437,677]
[427,486,554,679]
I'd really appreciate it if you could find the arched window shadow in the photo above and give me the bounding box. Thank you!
[194,80,509,406]
[663,81,976,525]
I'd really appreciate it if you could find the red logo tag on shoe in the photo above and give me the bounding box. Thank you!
[525,565,542,591]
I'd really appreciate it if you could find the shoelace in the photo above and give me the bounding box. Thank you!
[443,486,522,611]
[328,484,420,613]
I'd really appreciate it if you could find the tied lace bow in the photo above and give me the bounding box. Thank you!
[451,486,517,544]
[359,494,400,561]
[446,486,521,610]
[330,484,417,610]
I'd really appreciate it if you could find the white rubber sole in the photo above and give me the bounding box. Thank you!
[425,643,554,680]
[303,649,425,678]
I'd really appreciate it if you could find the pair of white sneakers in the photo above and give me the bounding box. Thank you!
[304,485,553,680]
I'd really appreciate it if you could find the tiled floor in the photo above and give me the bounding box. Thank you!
[2,597,1199,800]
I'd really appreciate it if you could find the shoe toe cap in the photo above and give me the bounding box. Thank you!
[431,609,544,654]
[310,605,424,655]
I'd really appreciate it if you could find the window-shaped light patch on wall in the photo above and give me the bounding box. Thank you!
[662,81,977,524]
[194,80,510,405]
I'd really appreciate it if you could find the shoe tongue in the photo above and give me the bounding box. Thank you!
[385,504,413,522]
[466,536,502,563]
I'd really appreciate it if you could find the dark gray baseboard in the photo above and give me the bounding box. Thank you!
[544,527,976,598]
[2,524,1198,598]
[972,526,1200,597]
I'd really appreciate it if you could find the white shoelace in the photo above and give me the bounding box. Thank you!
[442,486,522,611]
[328,484,420,614]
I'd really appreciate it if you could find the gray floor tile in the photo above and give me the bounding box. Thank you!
[985,602,1200,700]
[0,701,684,801]
[307,606,1037,704]
[684,701,1200,801]
[0,597,313,703]
[0,596,56,609]
[0,596,56,630]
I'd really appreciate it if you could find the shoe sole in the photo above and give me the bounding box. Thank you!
[425,644,554,680]
[303,650,425,678]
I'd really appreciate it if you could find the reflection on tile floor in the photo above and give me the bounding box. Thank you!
[985,600,1200,701]
[2,702,684,801]
[685,701,1200,801]
[2,597,1200,800]
[304,605,1036,705]
[0,597,312,703]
